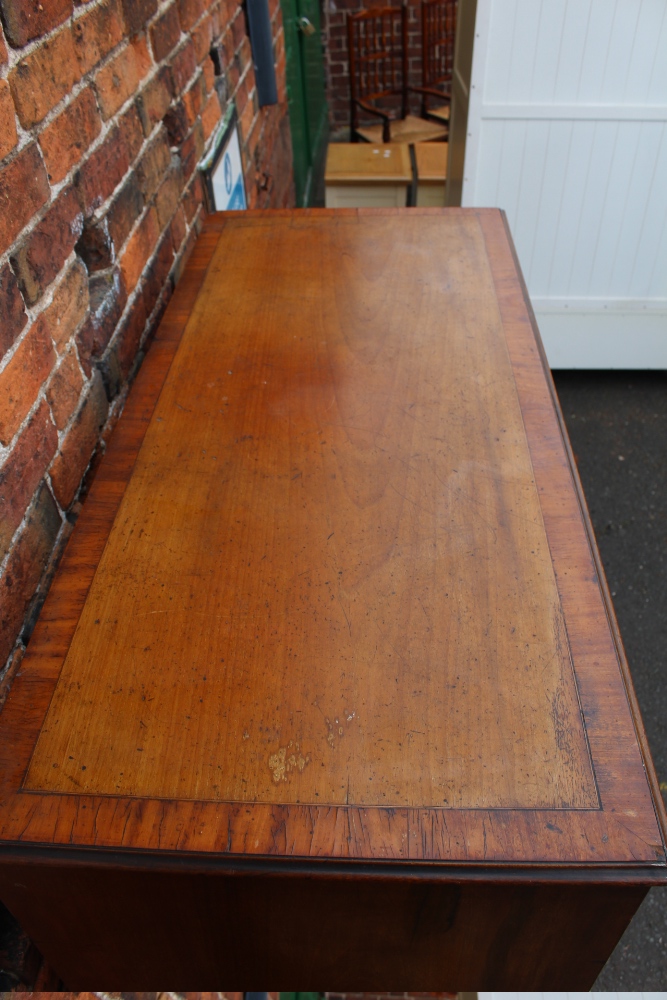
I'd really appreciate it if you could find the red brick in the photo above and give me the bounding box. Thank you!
[170,219,196,284]
[72,0,126,75]
[150,2,182,62]
[76,119,134,215]
[183,71,206,126]
[46,348,85,431]
[235,71,250,114]
[39,87,102,185]
[142,228,174,316]
[0,401,58,559]
[146,278,172,334]
[238,38,254,78]
[136,129,172,200]
[34,258,89,355]
[203,57,215,93]
[231,10,247,51]
[226,59,239,93]
[138,67,174,135]
[239,92,256,142]
[181,171,203,223]
[178,0,207,31]
[49,371,108,509]
[192,13,213,63]
[169,204,186,250]
[0,80,17,162]
[221,27,235,66]
[201,89,222,140]
[10,187,84,306]
[155,163,183,228]
[0,483,62,666]
[120,0,158,36]
[76,215,115,272]
[164,101,189,145]
[0,144,50,257]
[76,267,126,369]
[8,26,81,129]
[209,0,223,37]
[179,118,204,180]
[95,37,152,120]
[0,322,56,446]
[0,0,72,47]
[0,263,27,360]
[246,112,263,160]
[170,38,197,92]
[117,102,146,162]
[134,33,154,79]
[113,294,147,378]
[106,174,145,254]
[120,205,160,292]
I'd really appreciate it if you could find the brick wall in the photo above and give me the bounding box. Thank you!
[0,0,294,698]
[323,0,453,133]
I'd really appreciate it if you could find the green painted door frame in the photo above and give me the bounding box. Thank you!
[281,0,328,206]
[280,993,324,1000]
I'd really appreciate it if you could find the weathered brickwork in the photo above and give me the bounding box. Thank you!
[0,0,294,695]
[323,0,438,132]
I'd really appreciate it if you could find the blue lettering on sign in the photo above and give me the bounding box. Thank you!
[227,177,246,210]
[224,152,233,195]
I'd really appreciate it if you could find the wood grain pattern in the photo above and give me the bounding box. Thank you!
[0,209,663,875]
[26,212,596,811]
[415,142,448,181]
[0,861,648,988]
[325,143,412,183]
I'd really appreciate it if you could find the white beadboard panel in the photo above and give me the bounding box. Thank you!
[478,104,667,121]
[504,0,542,105]
[483,0,517,103]
[612,121,667,296]
[630,122,667,298]
[482,0,667,107]
[464,0,667,365]
[537,308,667,369]
[530,2,569,104]
[563,121,623,298]
[649,5,667,98]
[523,119,576,297]
[554,1,593,105]
[511,120,551,279]
[578,0,619,103]
[627,0,667,102]
[542,120,596,296]
[582,120,641,295]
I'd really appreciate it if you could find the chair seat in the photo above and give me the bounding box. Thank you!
[357,114,448,145]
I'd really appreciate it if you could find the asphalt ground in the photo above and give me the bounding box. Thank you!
[554,370,667,988]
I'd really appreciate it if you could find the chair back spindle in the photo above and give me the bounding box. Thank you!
[421,0,457,116]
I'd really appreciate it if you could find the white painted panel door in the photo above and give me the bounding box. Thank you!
[462,0,667,368]
[478,994,667,1000]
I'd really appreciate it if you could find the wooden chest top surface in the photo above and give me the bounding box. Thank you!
[1,209,665,878]
[325,143,412,184]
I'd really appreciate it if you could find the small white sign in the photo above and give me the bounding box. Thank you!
[201,108,247,211]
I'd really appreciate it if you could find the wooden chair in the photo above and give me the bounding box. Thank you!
[347,6,448,144]
[416,0,457,128]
